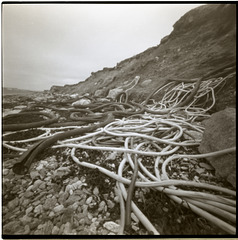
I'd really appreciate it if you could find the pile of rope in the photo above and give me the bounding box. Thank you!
[2,62,236,234]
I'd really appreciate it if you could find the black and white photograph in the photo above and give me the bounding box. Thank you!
[2,2,236,236]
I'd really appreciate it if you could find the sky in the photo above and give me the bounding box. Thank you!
[2,3,203,91]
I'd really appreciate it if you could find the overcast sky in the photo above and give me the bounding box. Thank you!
[2,3,203,91]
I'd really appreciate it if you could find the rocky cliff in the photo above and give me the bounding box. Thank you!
[50,4,236,107]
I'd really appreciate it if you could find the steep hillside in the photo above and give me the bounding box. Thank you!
[50,4,236,106]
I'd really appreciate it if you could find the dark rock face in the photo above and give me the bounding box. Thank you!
[198,108,236,188]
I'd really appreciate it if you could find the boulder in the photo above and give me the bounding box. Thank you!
[198,108,236,188]
[72,98,91,106]
[107,88,123,99]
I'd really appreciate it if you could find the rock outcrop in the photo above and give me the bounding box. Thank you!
[198,108,236,188]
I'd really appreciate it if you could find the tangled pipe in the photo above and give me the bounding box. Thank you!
[12,113,114,174]
[3,111,59,131]
[143,61,236,114]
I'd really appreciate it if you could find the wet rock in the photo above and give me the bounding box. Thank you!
[199,108,236,187]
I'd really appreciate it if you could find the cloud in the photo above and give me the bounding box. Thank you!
[2,3,203,91]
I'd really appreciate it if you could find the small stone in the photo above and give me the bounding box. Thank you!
[25,206,33,215]
[29,219,40,230]
[32,200,41,206]
[103,193,109,200]
[43,220,54,234]
[180,166,188,171]
[79,218,85,225]
[58,192,69,204]
[61,207,74,223]
[86,196,93,205]
[71,202,79,210]
[54,166,71,178]
[39,182,46,189]
[162,207,169,212]
[180,174,189,180]
[107,200,115,209]
[103,221,119,233]
[98,201,106,212]
[63,222,72,234]
[22,198,30,207]
[131,212,139,223]
[7,198,19,210]
[49,211,55,217]
[24,225,31,234]
[3,221,22,234]
[43,197,57,210]
[52,225,60,234]
[64,194,81,207]
[131,225,140,231]
[34,204,43,215]
[93,186,99,196]
[107,151,118,160]
[24,191,34,198]
[89,222,98,234]
[195,168,205,174]
[19,215,32,225]
[114,196,120,203]
[53,204,64,213]
[199,162,215,170]
[30,170,40,180]
[26,185,33,191]
[3,169,9,176]
[32,179,43,191]
[88,212,93,220]
[36,163,44,171]
[39,168,47,178]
